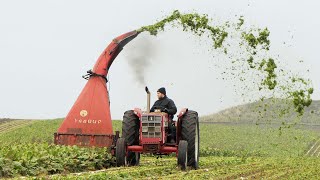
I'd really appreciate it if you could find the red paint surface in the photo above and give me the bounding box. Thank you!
[127,145,177,153]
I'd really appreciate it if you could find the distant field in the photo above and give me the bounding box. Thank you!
[0,119,34,135]
[201,99,320,125]
[0,118,61,144]
[0,118,319,178]
[200,123,318,157]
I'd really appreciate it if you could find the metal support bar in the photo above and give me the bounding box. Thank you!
[127,145,177,153]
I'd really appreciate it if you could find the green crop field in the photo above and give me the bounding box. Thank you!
[49,156,320,179]
[0,118,320,179]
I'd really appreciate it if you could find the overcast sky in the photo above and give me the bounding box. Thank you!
[0,0,319,120]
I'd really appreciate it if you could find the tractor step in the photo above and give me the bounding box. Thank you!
[165,142,177,146]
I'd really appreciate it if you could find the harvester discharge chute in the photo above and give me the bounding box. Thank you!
[54,31,139,147]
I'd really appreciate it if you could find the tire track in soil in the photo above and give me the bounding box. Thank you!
[254,167,292,180]
[217,167,267,180]
[0,120,24,131]
[241,170,266,179]
[163,161,265,179]
[238,165,285,179]
[216,162,296,179]
[158,163,266,179]
[0,120,34,134]
[317,149,320,157]
[0,121,32,132]
[48,158,177,179]
[311,138,320,157]
[268,168,298,179]
[48,158,254,179]
[311,143,320,156]
[305,138,320,157]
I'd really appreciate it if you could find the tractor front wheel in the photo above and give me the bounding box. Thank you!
[116,138,127,167]
[122,110,140,166]
[181,110,200,169]
[178,140,188,170]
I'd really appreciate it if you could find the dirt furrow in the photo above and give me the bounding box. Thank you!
[0,120,33,134]
[311,143,320,156]
[306,138,320,156]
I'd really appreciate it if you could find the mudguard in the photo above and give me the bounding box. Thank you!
[177,108,189,119]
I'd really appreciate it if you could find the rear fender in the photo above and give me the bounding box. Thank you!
[177,108,188,119]
[176,108,188,143]
[133,108,142,118]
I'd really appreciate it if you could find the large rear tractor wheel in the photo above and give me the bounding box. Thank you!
[177,140,188,170]
[116,138,127,167]
[181,110,200,169]
[122,110,140,166]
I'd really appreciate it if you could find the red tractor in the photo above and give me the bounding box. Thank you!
[54,31,199,170]
[116,87,200,170]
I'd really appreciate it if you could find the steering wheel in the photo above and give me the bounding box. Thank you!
[152,105,165,112]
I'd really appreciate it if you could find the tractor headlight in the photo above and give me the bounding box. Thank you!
[142,126,148,132]
[155,127,161,132]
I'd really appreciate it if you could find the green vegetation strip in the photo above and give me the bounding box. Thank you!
[0,143,113,178]
[1,120,317,158]
[30,156,320,179]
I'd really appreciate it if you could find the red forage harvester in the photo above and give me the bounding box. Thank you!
[54,31,139,148]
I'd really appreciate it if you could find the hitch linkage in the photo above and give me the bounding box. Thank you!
[82,69,108,82]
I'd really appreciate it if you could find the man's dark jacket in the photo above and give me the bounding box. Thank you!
[150,96,177,116]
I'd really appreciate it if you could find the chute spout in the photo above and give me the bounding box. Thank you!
[93,30,139,77]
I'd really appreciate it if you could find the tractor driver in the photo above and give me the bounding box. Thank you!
[150,87,177,119]
[150,87,177,143]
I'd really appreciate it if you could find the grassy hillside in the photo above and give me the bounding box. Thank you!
[201,99,320,125]
[201,124,318,157]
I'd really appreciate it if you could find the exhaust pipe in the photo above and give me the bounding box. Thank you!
[145,86,151,113]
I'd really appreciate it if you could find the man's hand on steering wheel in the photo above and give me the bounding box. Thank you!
[153,106,168,113]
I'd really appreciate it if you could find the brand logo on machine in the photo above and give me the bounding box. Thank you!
[74,119,102,124]
[80,110,88,117]
[75,110,101,124]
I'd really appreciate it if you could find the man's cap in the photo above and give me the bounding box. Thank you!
[157,87,166,95]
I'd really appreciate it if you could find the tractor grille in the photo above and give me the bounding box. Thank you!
[141,116,162,138]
